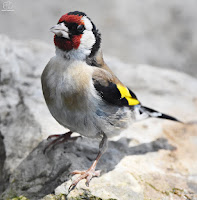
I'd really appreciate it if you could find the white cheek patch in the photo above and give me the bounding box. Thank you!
[60,16,96,60]
[82,16,93,31]
[79,16,95,51]
[79,30,96,51]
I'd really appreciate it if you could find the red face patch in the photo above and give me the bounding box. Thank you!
[54,14,84,51]
[58,14,84,25]
[54,35,82,51]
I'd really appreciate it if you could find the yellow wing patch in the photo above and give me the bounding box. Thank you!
[117,84,140,106]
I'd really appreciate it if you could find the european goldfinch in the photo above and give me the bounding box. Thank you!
[41,11,180,190]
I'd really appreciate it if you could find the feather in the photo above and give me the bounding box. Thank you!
[140,106,182,122]
[92,67,140,107]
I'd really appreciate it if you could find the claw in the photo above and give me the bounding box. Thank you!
[68,183,76,193]
[68,168,101,191]
[85,181,89,187]
[85,175,92,187]
[47,134,61,139]
[43,131,73,153]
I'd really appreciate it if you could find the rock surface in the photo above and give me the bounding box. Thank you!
[0,35,197,200]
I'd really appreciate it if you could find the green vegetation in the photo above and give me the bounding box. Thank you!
[10,196,29,200]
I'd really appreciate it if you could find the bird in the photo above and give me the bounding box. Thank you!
[41,11,181,191]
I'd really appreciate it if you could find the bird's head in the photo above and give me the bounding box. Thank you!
[51,11,101,60]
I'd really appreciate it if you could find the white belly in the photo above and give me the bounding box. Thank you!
[42,57,101,138]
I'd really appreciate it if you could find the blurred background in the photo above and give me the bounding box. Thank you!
[1,0,197,78]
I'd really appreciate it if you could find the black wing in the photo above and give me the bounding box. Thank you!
[93,78,140,107]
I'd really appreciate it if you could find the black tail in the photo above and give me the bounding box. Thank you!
[140,106,182,123]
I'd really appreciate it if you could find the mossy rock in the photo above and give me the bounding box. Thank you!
[42,192,117,200]
[10,196,29,200]
[42,194,66,200]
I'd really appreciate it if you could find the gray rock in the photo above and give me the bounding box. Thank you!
[1,137,176,199]
[0,35,197,200]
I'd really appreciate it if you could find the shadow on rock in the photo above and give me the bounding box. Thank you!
[0,131,8,195]
[1,136,176,200]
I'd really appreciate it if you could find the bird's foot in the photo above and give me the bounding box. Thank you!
[43,131,80,153]
[69,167,101,192]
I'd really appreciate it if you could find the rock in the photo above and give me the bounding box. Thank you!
[0,34,65,198]
[0,35,197,200]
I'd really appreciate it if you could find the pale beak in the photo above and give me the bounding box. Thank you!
[50,22,70,39]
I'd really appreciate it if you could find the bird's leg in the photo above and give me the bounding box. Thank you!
[69,133,108,191]
[43,131,80,153]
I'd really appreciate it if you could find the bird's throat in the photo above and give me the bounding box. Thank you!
[54,35,82,51]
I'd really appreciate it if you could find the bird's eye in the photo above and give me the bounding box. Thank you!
[77,25,85,33]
